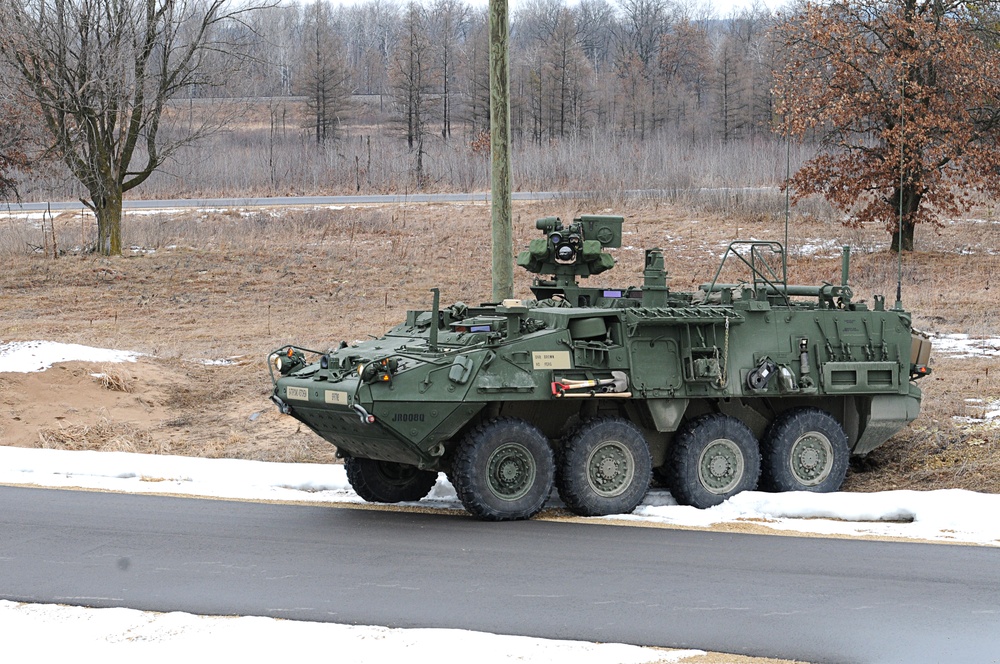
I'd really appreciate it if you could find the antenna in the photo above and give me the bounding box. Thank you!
[784,120,791,257]
[895,66,905,310]
[783,106,791,287]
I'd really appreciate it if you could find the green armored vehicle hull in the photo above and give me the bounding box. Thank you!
[269,215,930,520]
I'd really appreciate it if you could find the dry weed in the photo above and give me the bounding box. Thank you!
[39,418,166,454]
[97,364,135,393]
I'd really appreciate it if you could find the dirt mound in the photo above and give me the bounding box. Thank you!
[0,356,337,464]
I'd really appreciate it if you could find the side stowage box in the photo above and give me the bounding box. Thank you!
[823,361,900,393]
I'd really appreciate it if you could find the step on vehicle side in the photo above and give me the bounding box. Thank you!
[269,215,931,521]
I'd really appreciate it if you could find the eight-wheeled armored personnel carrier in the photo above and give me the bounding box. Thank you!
[269,215,930,520]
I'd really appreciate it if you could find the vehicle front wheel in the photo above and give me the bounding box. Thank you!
[669,414,760,508]
[451,418,555,521]
[557,417,652,517]
[761,408,849,493]
[345,457,439,503]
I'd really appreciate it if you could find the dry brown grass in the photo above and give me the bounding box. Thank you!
[98,364,136,393]
[16,109,816,203]
[39,417,165,454]
[2,199,999,494]
[844,356,1000,493]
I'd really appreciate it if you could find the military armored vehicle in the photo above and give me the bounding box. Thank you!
[269,215,930,521]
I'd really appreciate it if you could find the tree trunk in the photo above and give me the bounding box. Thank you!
[890,217,915,252]
[94,192,123,256]
[416,136,425,187]
[888,184,919,252]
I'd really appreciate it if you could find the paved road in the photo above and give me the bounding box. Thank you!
[2,485,998,663]
[2,192,570,211]
[1,188,777,212]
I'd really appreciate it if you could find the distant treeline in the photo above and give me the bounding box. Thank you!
[220,0,782,146]
[12,0,805,202]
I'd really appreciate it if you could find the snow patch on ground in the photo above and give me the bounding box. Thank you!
[794,239,842,258]
[0,341,140,373]
[0,340,247,372]
[928,333,1000,358]
[187,356,246,367]
[2,446,999,547]
[623,489,1000,545]
[0,600,696,664]
[955,398,1000,424]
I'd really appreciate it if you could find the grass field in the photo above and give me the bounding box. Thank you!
[1,197,997,496]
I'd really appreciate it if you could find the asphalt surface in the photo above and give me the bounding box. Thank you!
[2,192,568,211]
[1,188,777,212]
[2,485,998,663]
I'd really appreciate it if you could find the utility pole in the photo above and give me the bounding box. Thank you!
[489,0,513,301]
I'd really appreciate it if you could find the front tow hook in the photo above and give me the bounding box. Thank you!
[271,395,292,415]
[352,404,376,424]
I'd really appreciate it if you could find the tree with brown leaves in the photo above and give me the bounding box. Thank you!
[774,1,1000,251]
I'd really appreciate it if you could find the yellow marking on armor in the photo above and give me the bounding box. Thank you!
[286,386,309,401]
[324,390,348,405]
[532,350,572,370]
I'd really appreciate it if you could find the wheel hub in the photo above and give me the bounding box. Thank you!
[799,448,821,470]
[790,432,833,486]
[586,441,634,497]
[698,438,743,494]
[598,457,620,478]
[499,459,521,482]
[708,455,731,476]
[487,442,536,500]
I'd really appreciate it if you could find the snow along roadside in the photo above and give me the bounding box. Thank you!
[1,446,999,546]
[0,600,702,664]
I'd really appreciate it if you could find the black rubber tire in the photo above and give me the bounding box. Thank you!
[445,470,465,504]
[557,417,652,517]
[760,407,850,493]
[344,457,438,503]
[669,414,761,508]
[451,417,555,521]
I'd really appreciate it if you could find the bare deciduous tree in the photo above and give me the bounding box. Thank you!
[301,0,352,144]
[713,30,747,142]
[391,1,436,186]
[0,0,267,255]
[460,8,491,136]
[613,0,670,137]
[343,0,399,101]
[430,0,469,139]
[515,4,593,141]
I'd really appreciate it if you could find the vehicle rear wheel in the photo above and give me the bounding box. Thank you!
[451,418,555,521]
[345,457,438,503]
[761,408,849,493]
[669,414,760,508]
[557,417,652,517]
